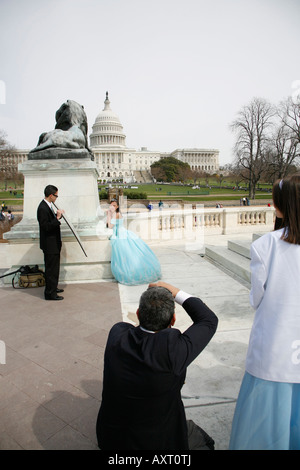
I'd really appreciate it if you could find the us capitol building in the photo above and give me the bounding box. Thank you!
[89,92,219,183]
[11,92,219,183]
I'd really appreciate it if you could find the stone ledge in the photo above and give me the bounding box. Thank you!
[28,148,93,160]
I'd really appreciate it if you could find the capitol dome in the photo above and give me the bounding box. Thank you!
[89,92,126,148]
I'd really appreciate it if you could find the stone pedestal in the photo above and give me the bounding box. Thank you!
[3,155,113,283]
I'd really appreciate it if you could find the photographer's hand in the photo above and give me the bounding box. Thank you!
[148,281,180,298]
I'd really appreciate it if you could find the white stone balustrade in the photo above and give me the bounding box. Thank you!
[123,205,276,242]
[1,203,276,283]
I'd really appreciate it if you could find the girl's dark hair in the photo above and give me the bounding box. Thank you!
[110,198,120,213]
[272,180,284,231]
[273,173,300,245]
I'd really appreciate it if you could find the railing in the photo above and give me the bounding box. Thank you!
[123,205,276,244]
[238,210,266,225]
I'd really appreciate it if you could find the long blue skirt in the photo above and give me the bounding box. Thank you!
[110,229,161,286]
[229,372,300,450]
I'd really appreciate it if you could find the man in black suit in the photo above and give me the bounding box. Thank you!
[37,185,64,300]
[96,281,218,450]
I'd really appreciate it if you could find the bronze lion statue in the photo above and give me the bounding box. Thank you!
[30,100,93,156]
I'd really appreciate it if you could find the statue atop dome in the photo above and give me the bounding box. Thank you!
[103,91,111,110]
[90,92,126,148]
[28,100,94,160]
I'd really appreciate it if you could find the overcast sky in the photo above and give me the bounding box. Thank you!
[0,0,299,165]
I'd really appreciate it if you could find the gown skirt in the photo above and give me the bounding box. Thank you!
[229,372,300,450]
[110,218,161,286]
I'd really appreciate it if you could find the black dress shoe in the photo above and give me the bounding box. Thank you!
[45,295,64,301]
[56,288,64,293]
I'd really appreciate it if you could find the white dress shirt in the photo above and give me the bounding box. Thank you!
[245,228,300,382]
[44,198,56,214]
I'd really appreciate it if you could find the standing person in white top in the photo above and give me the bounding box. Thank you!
[229,173,300,450]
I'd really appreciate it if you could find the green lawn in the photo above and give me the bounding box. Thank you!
[0,182,273,207]
[179,194,272,202]
[0,190,24,206]
[99,182,272,200]
[100,183,237,196]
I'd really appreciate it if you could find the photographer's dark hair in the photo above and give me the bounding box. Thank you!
[44,185,58,197]
[138,287,175,331]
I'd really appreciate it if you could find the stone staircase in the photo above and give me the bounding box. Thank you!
[205,234,262,288]
[133,170,153,183]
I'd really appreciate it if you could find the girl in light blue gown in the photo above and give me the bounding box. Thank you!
[107,199,161,286]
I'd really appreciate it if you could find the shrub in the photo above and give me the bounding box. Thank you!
[123,191,148,199]
[99,190,108,199]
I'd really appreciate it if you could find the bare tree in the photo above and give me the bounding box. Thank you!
[215,172,225,188]
[177,165,192,184]
[272,98,300,177]
[150,165,166,182]
[261,98,300,181]
[0,130,17,189]
[268,123,298,179]
[192,169,203,185]
[231,97,275,199]
[220,163,244,188]
[279,97,300,146]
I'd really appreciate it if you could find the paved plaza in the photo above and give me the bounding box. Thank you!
[0,233,255,450]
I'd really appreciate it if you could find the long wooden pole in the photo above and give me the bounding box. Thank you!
[53,202,87,257]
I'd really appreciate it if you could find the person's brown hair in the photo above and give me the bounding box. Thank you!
[273,173,300,244]
[110,198,120,213]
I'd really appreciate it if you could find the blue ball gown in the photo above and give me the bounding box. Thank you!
[229,372,300,450]
[109,217,161,286]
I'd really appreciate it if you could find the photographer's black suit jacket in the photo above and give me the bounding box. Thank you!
[96,296,218,450]
[37,200,61,254]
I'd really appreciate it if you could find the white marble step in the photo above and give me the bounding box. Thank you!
[205,243,251,284]
[228,239,251,259]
